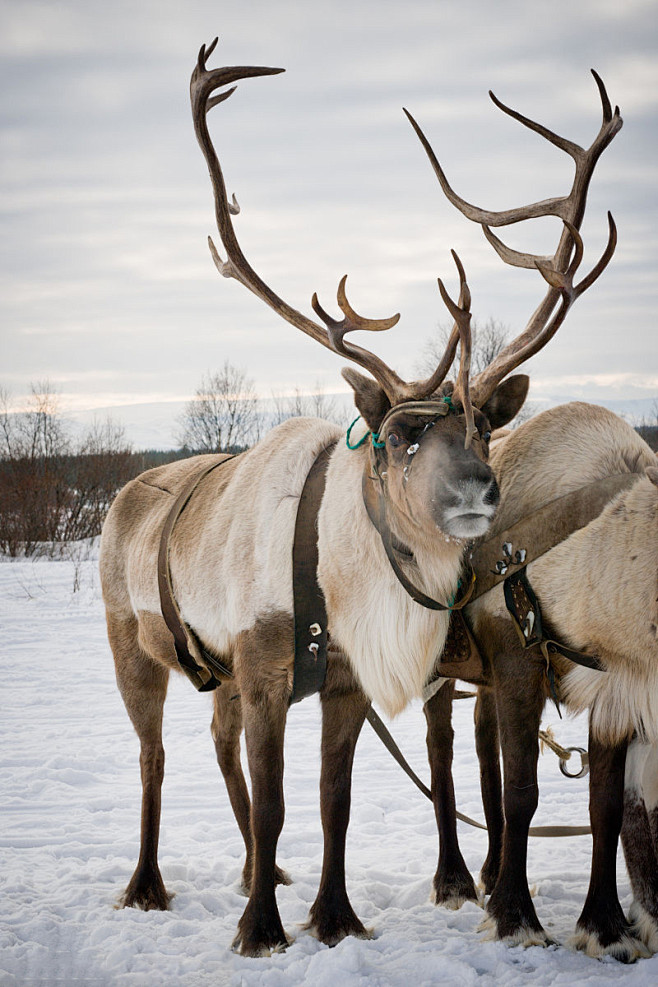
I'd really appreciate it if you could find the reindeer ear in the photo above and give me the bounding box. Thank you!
[342,367,391,432]
[481,374,529,429]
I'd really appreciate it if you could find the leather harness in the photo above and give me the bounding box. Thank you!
[155,429,641,839]
[157,428,640,705]
[157,444,336,705]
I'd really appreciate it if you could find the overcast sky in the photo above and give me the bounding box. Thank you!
[1,0,656,427]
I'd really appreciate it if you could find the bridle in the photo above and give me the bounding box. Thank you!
[361,399,478,612]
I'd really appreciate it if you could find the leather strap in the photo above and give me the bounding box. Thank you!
[362,471,475,612]
[157,456,236,692]
[290,443,337,705]
[471,472,640,600]
[364,704,591,836]
[504,567,606,672]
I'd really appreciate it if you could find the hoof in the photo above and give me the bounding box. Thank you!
[432,870,479,910]
[233,902,290,957]
[570,925,651,963]
[118,869,173,911]
[629,900,658,955]
[232,925,290,957]
[478,912,555,948]
[306,896,372,947]
[305,916,373,948]
[436,891,483,912]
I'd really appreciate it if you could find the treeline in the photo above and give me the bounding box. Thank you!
[2,374,655,557]
[0,371,345,557]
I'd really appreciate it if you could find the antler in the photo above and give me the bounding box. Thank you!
[405,70,622,406]
[191,38,469,408]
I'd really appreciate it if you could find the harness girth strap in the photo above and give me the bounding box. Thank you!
[157,443,338,699]
[290,442,337,705]
[157,455,236,692]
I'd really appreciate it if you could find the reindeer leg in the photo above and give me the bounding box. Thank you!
[231,617,292,957]
[621,737,658,954]
[570,730,649,961]
[424,680,478,908]
[481,649,551,946]
[571,729,650,961]
[307,651,372,945]
[474,686,503,895]
[109,614,172,911]
[210,686,291,895]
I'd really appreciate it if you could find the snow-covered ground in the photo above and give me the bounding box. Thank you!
[1,549,657,986]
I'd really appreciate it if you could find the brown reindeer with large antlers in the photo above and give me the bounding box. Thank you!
[100,40,616,956]
[405,75,658,961]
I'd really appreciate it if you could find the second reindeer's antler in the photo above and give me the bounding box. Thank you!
[404,70,622,406]
[190,38,472,409]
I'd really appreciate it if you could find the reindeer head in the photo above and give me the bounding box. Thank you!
[190,40,619,546]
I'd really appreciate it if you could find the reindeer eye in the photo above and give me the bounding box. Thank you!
[387,432,403,448]
[482,430,492,442]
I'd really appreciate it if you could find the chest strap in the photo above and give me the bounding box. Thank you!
[157,456,236,692]
[290,443,337,705]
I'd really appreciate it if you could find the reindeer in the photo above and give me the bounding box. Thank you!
[99,41,616,956]
[402,82,658,961]
[422,411,658,961]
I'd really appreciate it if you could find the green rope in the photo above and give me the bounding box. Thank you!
[346,417,386,450]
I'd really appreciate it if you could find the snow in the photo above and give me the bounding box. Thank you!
[1,550,657,986]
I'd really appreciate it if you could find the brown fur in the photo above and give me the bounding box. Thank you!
[424,402,658,959]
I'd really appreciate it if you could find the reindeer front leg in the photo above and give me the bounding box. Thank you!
[474,686,504,895]
[307,651,372,945]
[481,648,551,946]
[231,621,292,956]
[424,680,479,907]
[571,730,649,962]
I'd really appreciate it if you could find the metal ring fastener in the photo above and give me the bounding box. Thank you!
[559,746,589,779]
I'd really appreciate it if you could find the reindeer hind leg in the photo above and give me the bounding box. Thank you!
[622,737,658,954]
[108,611,172,911]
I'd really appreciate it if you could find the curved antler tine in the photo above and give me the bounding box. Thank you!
[207,86,237,111]
[489,89,583,160]
[482,225,554,271]
[591,68,613,124]
[575,211,617,296]
[310,291,339,329]
[208,235,240,281]
[563,221,584,278]
[437,252,476,448]
[336,276,400,332]
[313,277,400,354]
[202,37,219,64]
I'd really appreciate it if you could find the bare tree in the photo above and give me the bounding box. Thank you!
[269,383,344,428]
[177,362,260,452]
[418,319,533,429]
[62,417,134,542]
[0,385,135,555]
[418,318,509,378]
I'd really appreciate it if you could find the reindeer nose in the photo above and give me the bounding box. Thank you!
[483,478,500,507]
